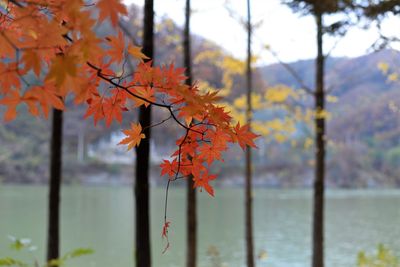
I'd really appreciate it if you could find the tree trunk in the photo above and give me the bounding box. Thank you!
[183,0,197,266]
[135,1,153,266]
[47,108,63,262]
[312,11,325,267]
[245,0,255,266]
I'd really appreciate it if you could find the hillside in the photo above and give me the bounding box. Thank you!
[259,49,400,187]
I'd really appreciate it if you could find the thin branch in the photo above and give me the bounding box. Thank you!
[267,47,315,95]
[142,114,172,131]
[86,61,204,135]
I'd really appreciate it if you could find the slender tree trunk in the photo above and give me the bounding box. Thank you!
[47,108,63,262]
[312,11,325,267]
[135,1,153,266]
[245,0,255,266]
[183,0,197,266]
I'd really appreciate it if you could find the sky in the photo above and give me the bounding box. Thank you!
[123,0,400,65]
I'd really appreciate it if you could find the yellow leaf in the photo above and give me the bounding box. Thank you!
[326,95,338,103]
[378,62,389,74]
[304,138,313,149]
[315,109,331,119]
[265,85,292,103]
[388,73,398,82]
[233,95,246,109]
[128,45,150,62]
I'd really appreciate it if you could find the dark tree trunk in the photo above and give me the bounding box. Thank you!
[186,174,197,267]
[312,11,325,267]
[47,108,63,262]
[183,0,197,266]
[135,1,153,266]
[245,0,255,266]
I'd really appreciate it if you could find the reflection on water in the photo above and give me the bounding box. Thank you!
[0,185,399,267]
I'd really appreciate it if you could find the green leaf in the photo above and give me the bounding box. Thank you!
[8,237,32,251]
[63,248,94,260]
[0,257,27,267]
[47,259,64,267]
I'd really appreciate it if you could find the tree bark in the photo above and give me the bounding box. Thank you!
[183,0,197,266]
[135,1,153,266]
[245,0,255,266]
[47,108,63,262]
[312,11,325,267]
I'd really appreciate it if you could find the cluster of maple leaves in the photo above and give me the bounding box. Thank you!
[0,0,258,196]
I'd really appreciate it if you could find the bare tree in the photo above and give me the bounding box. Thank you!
[245,0,255,266]
[183,0,197,267]
[135,0,154,266]
[47,108,63,262]
[282,1,354,266]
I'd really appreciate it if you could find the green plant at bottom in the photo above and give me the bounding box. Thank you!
[358,244,400,267]
[0,236,93,267]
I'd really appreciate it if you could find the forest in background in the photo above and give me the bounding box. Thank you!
[1,4,400,188]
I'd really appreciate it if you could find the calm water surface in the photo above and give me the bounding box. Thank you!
[0,185,399,267]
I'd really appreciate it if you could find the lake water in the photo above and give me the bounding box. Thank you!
[0,185,399,267]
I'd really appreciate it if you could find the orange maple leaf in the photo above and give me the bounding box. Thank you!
[46,54,78,86]
[233,122,260,150]
[103,97,124,127]
[84,96,104,126]
[97,0,127,26]
[198,143,224,165]
[21,50,41,76]
[0,91,20,122]
[118,123,146,150]
[23,85,64,118]
[130,86,155,108]
[106,31,126,63]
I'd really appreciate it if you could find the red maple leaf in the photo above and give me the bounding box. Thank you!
[233,122,260,150]
[192,165,217,197]
[84,95,104,126]
[160,159,178,177]
[162,221,171,254]
[198,143,224,165]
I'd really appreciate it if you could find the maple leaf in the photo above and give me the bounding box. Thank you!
[118,123,146,150]
[128,45,149,62]
[23,85,65,118]
[106,31,126,63]
[163,64,187,86]
[46,54,78,86]
[97,0,127,26]
[0,64,21,92]
[161,221,171,254]
[84,95,105,126]
[193,170,217,197]
[0,91,20,122]
[21,50,41,76]
[205,129,230,149]
[160,159,178,177]
[130,86,155,108]
[233,122,260,150]
[162,221,170,239]
[103,96,125,127]
[198,143,224,165]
